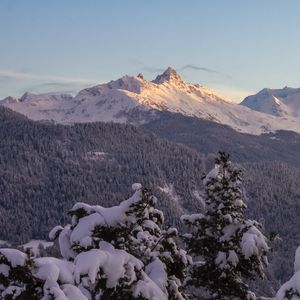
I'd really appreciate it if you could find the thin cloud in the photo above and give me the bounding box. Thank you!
[0,69,101,97]
[0,69,98,85]
[178,64,232,79]
[24,82,85,95]
[129,59,165,73]
[139,64,232,79]
[178,64,218,73]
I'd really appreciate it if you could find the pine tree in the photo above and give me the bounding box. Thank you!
[0,249,43,300]
[67,183,191,299]
[182,152,269,300]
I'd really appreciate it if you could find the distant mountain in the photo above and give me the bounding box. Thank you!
[241,87,300,117]
[1,96,19,104]
[2,67,300,134]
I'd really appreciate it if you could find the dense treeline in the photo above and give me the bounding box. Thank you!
[0,107,206,244]
[244,162,300,284]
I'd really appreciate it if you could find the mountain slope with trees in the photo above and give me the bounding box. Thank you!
[0,107,206,244]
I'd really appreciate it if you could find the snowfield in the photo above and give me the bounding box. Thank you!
[22,239,54,256]
[241,86,300,117]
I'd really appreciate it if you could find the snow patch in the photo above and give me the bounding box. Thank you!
[158,183,180,203]
[22,239,54,256]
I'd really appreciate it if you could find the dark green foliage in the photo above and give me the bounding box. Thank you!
[99,288,148,300]
[0,251,43,300]
[86,265,148,300]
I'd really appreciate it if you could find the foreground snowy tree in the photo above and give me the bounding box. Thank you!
[0,183,190,299]
[182,152,269,300]
[58,183,191,299]
[0,248,87,299]
[276,246,300,300]
[0,249,43,299]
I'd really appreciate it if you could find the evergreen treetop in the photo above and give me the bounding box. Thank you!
[182,152,269,300]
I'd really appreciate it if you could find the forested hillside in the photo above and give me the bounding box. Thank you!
[0,107,206,244]
[244,162,300,284]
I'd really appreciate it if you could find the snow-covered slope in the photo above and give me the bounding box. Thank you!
[2,67,300,135]
[241,87,300,117]
[1,96,19,104]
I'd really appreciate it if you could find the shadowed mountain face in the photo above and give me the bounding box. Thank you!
[142,111,300,167]
[0,105,28,121]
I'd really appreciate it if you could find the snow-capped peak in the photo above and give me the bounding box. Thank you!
[2,96,19,104]
[19,92,73,102]
[107,75,145,93]
[152,67,184,85]
[241,87,300,117]
[137,73,144,80]
[20,92,35,102]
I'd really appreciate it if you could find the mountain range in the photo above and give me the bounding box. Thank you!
[2,67,300,135]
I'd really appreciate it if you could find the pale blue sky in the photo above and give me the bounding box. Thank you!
[1,0,300,101]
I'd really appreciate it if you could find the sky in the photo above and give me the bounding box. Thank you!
[1,0,300,102]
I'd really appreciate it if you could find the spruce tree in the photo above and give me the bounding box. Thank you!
[0,249,43,300]
[182,152,269,300]
[68,183,191,299]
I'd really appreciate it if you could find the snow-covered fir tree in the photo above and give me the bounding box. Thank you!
[0,183,190,299]
[0,249,44,299]
[63,183,191,299]
[276,246,300,300]
[181,152,269,300]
